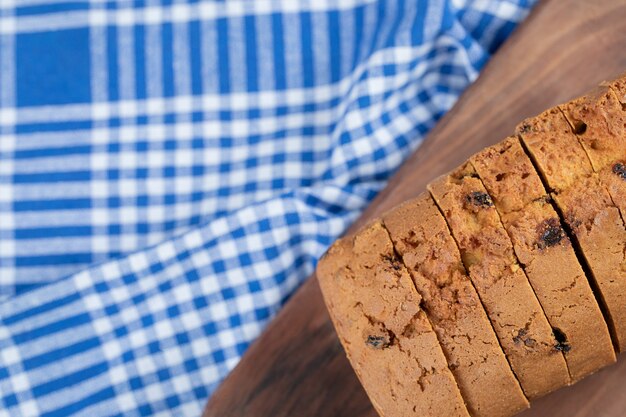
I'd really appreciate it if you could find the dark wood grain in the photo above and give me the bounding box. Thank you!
[204,0,626,416]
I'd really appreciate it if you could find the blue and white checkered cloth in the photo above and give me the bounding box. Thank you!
[0,0,536,415]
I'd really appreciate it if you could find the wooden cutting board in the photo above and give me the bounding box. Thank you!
[204,0,626,416]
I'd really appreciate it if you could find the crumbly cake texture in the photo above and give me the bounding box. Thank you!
[428,162,570,399]
[517,108,593,192]
[382,194,528,417]
[517,109,626,352]
[471,137,616,381]
[559,83,626,223]
[316,221,469,417]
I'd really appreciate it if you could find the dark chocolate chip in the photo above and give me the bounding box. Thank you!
[366,335,390,349]
[465,192,493,208]
[381,254,402,271]
[553,328,571,353]
[554,343,571,353]
[513,328,536,347]
[613,162,626,180]
[519,123,532,133]
[512,329,525,344]
[537,218,565,249]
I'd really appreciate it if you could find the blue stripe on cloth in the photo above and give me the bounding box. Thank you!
[188,20,203,96]
[15,253,94,267]
[12,171,92,184]
[271,13,287,90]
[244,15,259,92]
[216,18,230,94]
[14,226,92,239]
[23,336,99,369]
[328,10,342,83]
[0,0,537,415]
[31,360,109,401]
[2,293,82,326]
[40,387,117,417]
[13,198,92,211]
[352,5,364,69]
[14,120,93,134]
[14,3,90,17]
[13,145,93,159]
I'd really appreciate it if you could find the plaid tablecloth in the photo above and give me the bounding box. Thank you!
[0,0,535,415]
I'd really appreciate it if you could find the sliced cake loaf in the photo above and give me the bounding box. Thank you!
[316,221,470,417]
[316,75,626,417]
[471,136,616,381]
[517,108,626,351]
[382,194,528,417]
[428,162,570,399]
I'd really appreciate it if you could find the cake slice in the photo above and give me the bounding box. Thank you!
[559,82,626,222]
[471,136,616,381]
[428,162,570,399]
[317,221,470,417]
[517,108,626,351]
[383,194,528,417]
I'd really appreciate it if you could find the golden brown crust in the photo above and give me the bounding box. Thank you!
[471,138,616,381]
[559,85,626,224]
[383,194,528,417]
[428,163,570,399]
[604,73,626,106]
[559,86,625,171]
[317,222,469,417]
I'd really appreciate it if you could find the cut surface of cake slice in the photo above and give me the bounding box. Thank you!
[471,136,616,381]
[383,193,528,417]
[518,108,626,352]
[428,162,570,399]
[317,221,470,417]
